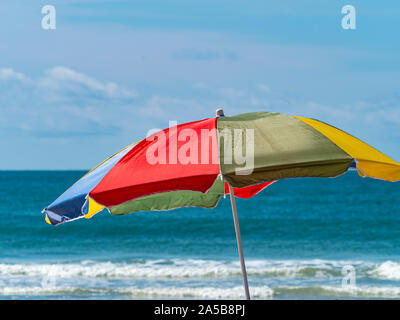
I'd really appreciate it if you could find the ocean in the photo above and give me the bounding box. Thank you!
[0,170,399,299]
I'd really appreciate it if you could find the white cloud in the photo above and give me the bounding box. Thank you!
[219,88,245,99]
[0,66,139,138]
[136,95,207,121]
[0,68,29,82]
[256,83,271,93]
[1,65,399,166]
[193,82,208,89]
[40,66,136,99]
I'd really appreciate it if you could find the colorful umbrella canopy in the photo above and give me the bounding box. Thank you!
[43,111,400,299]
[43,116,276,226]
[43,111,400,226]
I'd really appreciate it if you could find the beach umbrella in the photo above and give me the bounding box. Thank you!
[43,110,400,300]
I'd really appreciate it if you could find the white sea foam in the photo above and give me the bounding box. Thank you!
[2,283,400,299]
[1,258,400,298]
[0,285,274,299]
[2,259,400,282]
[368,261,400,280]
[0,259,365,279]
[122,286,274,299]
[276,285,400,298]
[0,286,96,296]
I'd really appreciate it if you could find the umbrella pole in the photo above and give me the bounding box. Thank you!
[228,183,251,300]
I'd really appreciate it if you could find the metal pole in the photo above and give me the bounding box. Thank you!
[228,183,250,300]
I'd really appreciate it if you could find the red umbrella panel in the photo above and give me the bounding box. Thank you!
[43,116,274,226]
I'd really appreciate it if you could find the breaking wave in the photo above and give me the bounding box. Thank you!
[2,284,400,299]
[0,258,399,299]
[0,258,372,279]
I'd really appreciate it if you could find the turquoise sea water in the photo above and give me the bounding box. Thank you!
[0,170,399,299]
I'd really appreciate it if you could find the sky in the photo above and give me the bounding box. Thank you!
[1,0,400,169]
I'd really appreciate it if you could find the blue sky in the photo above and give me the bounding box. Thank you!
[1,0,400,169]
